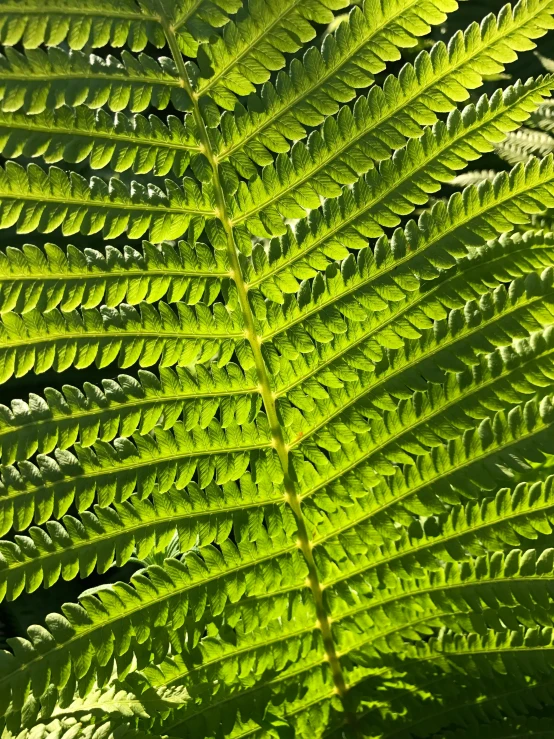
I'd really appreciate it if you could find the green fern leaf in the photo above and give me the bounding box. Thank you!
[0,107,201,177]
[0,162,212,239]
[0,0,554,737]
[0,0,242,57]
[0,239,228,315]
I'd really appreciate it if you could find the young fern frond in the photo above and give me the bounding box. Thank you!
[1,0,554,737]
[495,57,554,164]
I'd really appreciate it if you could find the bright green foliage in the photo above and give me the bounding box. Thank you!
[0,239,228,314]
[0,0,243,55]
[1,1,554,738]
[0,107,201,176]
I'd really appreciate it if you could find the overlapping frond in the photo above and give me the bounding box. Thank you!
[364,670,554,739]
[497,127,554,164]
[532,99,554,133]
[98,547,554,736]
[0,523,306,715]
[2,681,184,739]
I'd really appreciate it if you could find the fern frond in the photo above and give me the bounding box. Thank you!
[531,98,554,133]
[245,151,554,313]
[0,0,243,58]
[271,251,554,445]
[408,624,554,677]
[0,363,258,465]
[382,474,554,572]
[169,0,245,57]
[0,239,228,315]
[310,397,554,594]
[253,217,554,388]
[300,326,554,503]
[0,47,191,115]
[230,5,554,232]
[0,477,280,601]
[3,682,182,739]
[217,0,458,169]
[363,671,554,739]
[0,299,240,384]
[138,613,334,736]
[0,1,165,52]
[537,51,554,72]
[236,77,553,254]
[5,720,155,739]
[1,0,554,732]
[449,169,498,186]
[0,107,201,177]
[317,473,554,602]
[0,162,212,240]
[337,548,554,636]
[61,394,551,672]
[193,0,350,110]
[0,526,307,715]
[129,548,554,735]
[0,413,272,532]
